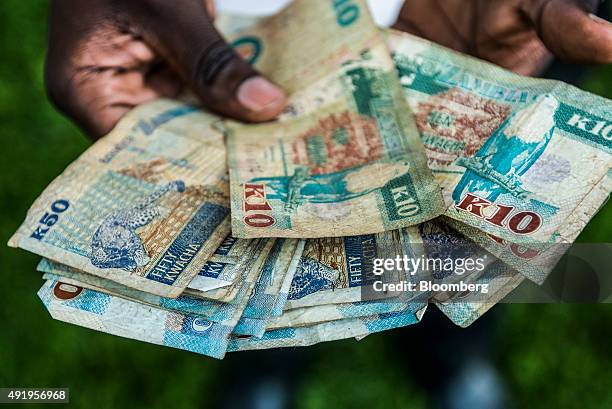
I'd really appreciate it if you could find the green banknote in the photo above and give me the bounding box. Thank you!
[389,30,611,250]
[9,100,232,297]
[227,0,444,238]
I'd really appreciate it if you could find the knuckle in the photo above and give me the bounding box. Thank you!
[193,40,240,88]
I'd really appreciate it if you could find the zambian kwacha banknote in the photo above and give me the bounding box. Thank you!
[389,30,611,283]
[39,280,232,359]
[284,228,415,310]
[227,0,444,238]
[229,303,427,352]
[37,235,264,322]
[265,300,409,331]
[183,236,264,303]
[389,30,611,249]
[233,239,305,337]
[10,100,231,297]
[38,239,275,359]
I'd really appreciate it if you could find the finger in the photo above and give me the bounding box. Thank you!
[392,0,473,53]
[137,0,287,122]
[528,0,612,65]
[205,0,216,19]
[46,24,181,137]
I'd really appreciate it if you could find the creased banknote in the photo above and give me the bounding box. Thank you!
[265,300,409,331]
[37,235,265,322]
[227,0,444,238]
[229,303,427,352]
[39,239,274,359]
[389,30,611,283]
[389,30,611,249]
[39,262,238,323]
[184,236,265,303]
[10,100,231,297]
[435,267,523,328]
[284,228,415,310]
[233,238,305,337]
[39,280,232,359]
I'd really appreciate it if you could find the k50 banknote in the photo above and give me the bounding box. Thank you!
[9,100,232,298]
[227,0,444,238]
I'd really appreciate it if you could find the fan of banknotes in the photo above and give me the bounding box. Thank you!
[8,0,611,359]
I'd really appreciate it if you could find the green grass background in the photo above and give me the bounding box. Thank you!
[0,1,610,408]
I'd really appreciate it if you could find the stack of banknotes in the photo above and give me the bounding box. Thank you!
[9,0,611,359]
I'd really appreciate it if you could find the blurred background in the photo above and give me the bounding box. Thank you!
[0,1,611,408]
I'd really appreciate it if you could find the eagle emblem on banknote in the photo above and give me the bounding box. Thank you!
[453,94,559,202]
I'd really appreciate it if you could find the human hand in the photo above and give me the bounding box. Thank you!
[394,0,612,76]
[45,0,287,138]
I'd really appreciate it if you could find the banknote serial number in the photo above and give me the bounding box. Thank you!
[30,199,70,240]
[0,388,69,403]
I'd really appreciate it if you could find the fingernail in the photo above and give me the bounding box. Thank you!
[237,77,285,112]
[589,13,611,25]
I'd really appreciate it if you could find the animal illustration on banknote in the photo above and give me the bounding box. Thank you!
[90,180,186,270]
[453,95,560,203]
[287,257,340,300]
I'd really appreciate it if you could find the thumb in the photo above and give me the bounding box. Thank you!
[530,0,612,65]
[138,0,286,122]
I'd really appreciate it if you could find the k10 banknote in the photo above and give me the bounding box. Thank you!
[10,100,232,298]
[389,30,611,248]
[227,0,444,239]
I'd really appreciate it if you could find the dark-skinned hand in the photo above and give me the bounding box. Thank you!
[394,0,612,75]
[45,0,287,138]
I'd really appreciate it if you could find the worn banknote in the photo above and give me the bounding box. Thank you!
[10,100,232,297]
[39,280,231,359]
[435,266,523,328]
[389,31,611,251]
[415,220,524,327]
[283,228,415,310]
[229,303,427,352]
[39,262,238,323]
[233,238,305,337]
[39,239,275,359]
[444,164,611,283]
[183,236,266,304]
[227,0,444,238]
[37,235,265,322]
[265,300,409,331]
